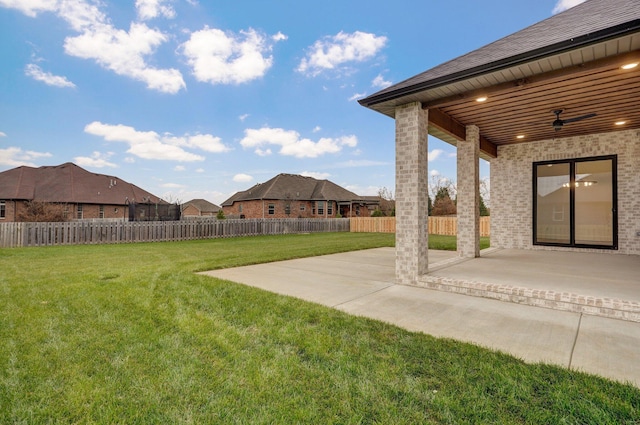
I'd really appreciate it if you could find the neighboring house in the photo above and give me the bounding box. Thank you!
[0,162,170,222]
[182,199,221,217]
[221,173,378,218]
[358,0,640,286]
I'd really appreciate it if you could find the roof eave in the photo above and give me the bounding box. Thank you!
[359,19,640,112]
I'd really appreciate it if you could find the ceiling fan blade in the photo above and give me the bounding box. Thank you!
[562,113,597,124]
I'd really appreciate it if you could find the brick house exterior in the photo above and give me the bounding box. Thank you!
[359,0,640,286]
[221,173,377,219]
[0,162,166,222]
[182,199,221,217]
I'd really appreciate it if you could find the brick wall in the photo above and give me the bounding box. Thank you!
[491,129,640,255]
[0,200,17,222]
[0,201,128,222]
[223,200,345,219]
[78,204,127,220]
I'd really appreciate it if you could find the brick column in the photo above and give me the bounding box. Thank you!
[457,125,480,257]
[395,102,429,285]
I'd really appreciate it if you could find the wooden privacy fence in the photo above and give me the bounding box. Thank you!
[0,218,350,248]
[350,216,490,237]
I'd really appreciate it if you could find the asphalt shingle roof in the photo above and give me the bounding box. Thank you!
[360,0,640,106]
[183,198,221,213]
[0,162,163,204]
[221,173,362,206]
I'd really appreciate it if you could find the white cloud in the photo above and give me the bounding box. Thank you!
[297,31,387,77]
[160,182,186,188]
[0,146,52,167]
[255,148,272,157]
[0,0,57,17]
[344,184,379,196]
[552,0,587,14]
[174,165,185,171]
[240,127,357,159]
[84,121,211,162]
[300,171,330,180]
[163,133,230,153]
[195,168,204,173]
[233,173,253,183]
[430,169,441,177]
[372,74,392,89]
[181,27,282,85]
[428,149,444,162]
[0,132,6,137]
[239,113,250,121]
[348,92,366,102]
[74,151,116,168]
[312,126,321,133]
[2,0,185,93]
[25,63,76,88]
[272,32,287,42]
[65,22,185,93]
[136,0,175,20]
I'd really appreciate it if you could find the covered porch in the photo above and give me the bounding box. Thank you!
[424,248,640,322]
[358,0,640,298]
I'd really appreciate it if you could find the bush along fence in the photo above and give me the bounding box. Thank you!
[0,218,350,248]
[350,216,490,237]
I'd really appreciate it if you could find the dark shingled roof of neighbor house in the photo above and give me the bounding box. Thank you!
[0,162,164,205]
[183,198,221,213]
[221,173,365,206]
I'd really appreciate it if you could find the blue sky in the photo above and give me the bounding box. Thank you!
[0,0,584,205]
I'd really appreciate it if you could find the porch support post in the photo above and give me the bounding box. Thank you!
[457,125,480,258]
[395,102,429,285]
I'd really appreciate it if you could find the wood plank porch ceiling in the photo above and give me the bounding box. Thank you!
[424,50,640,156]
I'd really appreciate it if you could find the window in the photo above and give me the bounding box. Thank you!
[99,205,105,219]
[238,203,243,213]
[77,204,83,219]
[327,201,333,215]
[0,200,5,219]
[533,155,617,249]
[317,201,324,216]
[285,203,291,215]
[300,204,305,211]
[268,203,275,215]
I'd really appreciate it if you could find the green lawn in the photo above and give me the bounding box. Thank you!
[428,234,490,251]
[1,233,638,424]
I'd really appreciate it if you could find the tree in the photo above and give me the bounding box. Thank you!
[376,187,395,216]
[479,194,489,216]
[432,187,457,216]
[17,201,68,222]
[216,209,226,220]
[479,177,490,213]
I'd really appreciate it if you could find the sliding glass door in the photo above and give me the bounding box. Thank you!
[533,155,617,249]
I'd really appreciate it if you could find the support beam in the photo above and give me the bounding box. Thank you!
[395,102,429,285]
[427,108,497,158]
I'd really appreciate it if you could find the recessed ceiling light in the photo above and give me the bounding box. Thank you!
[615,120,627,126]
[476,96,488,102]
[516,135,525,139]
[621,63,638,70]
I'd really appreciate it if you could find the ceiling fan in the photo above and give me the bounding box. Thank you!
[552,109,596,131]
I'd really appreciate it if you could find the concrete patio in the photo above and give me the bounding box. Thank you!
[200,247,640,387]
